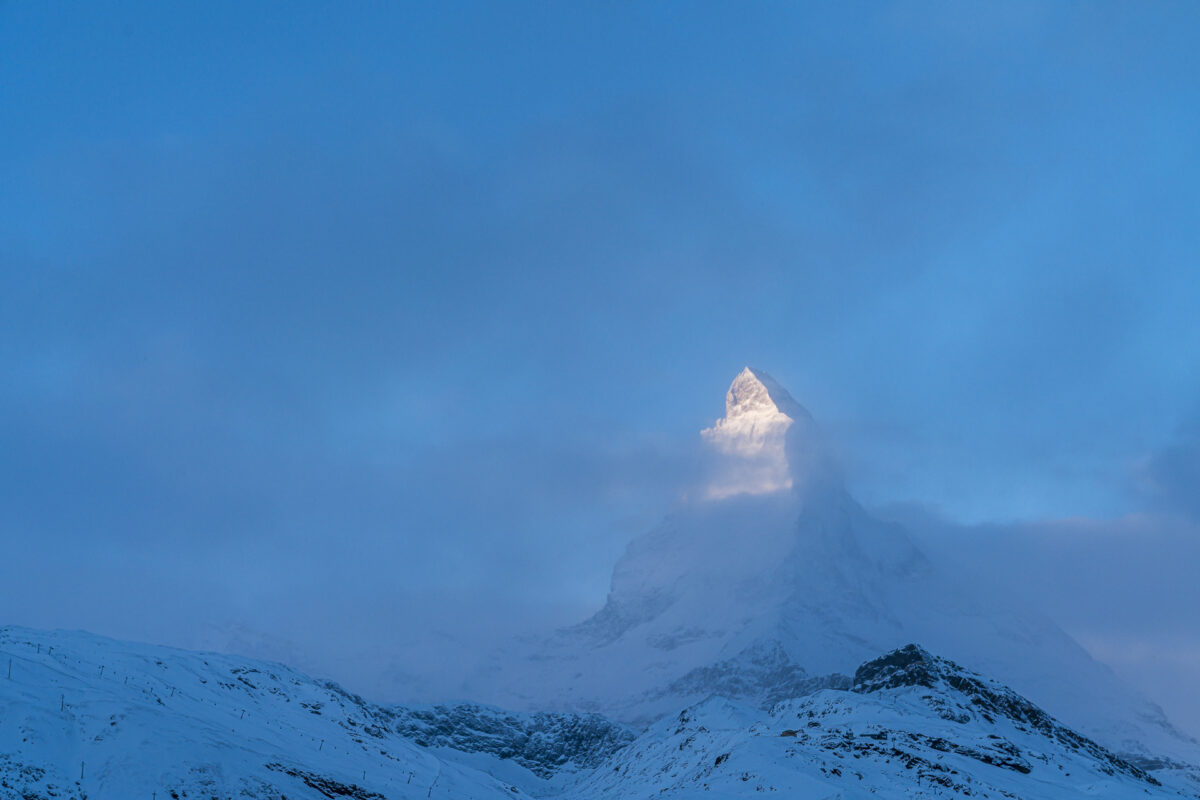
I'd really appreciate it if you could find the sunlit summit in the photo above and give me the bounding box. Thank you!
[702,367,821,499]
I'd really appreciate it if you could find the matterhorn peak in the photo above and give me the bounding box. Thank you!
[723,367,811,422]
[700,367,825,499]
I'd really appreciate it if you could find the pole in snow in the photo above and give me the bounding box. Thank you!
[319,739,324,751]
[80,761,85,780]
[60,694,64,712]
[6,658,10,679]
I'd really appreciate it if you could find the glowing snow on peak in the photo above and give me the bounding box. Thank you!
[701,367,811,499]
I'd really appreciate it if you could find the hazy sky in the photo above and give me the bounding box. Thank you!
[3,2,1200,734]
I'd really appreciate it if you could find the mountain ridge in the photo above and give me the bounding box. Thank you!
[3,624,1195,799]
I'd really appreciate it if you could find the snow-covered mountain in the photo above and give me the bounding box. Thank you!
[2,625,1194,799]
[469,368,1200,768]
[581,644,1183,800]
[0,625,628,800]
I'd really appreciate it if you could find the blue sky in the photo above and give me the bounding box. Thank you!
[3,1,1200,729]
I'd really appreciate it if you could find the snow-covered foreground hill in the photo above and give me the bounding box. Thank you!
[2,625,1197,799]
[0,626,628,800]
[582,644,1188,800]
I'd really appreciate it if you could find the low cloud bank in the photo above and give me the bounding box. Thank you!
[885,504,1200,741]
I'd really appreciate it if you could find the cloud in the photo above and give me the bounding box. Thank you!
[884,503,1200,740]
[1133,405,1200,520]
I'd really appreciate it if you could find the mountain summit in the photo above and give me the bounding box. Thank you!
[700,369,830,501]
[716,367,809,422]
[470,368,1200,772]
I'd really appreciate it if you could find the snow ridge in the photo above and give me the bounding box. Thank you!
[5,627,1194,800]
[573,644,1186,799]
[0,626,626,800]
[851,644,1159,784]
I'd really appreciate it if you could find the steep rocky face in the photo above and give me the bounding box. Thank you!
[386,703,634,779]
[853,643,944,690]
[640,640,852,711]
[852,645,1160,785]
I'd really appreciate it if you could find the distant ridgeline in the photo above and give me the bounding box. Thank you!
[1,626,1195,799]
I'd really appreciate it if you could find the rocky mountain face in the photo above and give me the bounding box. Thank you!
[386,703,633,779]
[849,644,1159,783]
[639,639,852,712]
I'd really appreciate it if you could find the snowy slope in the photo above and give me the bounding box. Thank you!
[5,625,1196,799]
[0,626,627,800]
[468,367,1200,771]
[577,645,1184,800]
